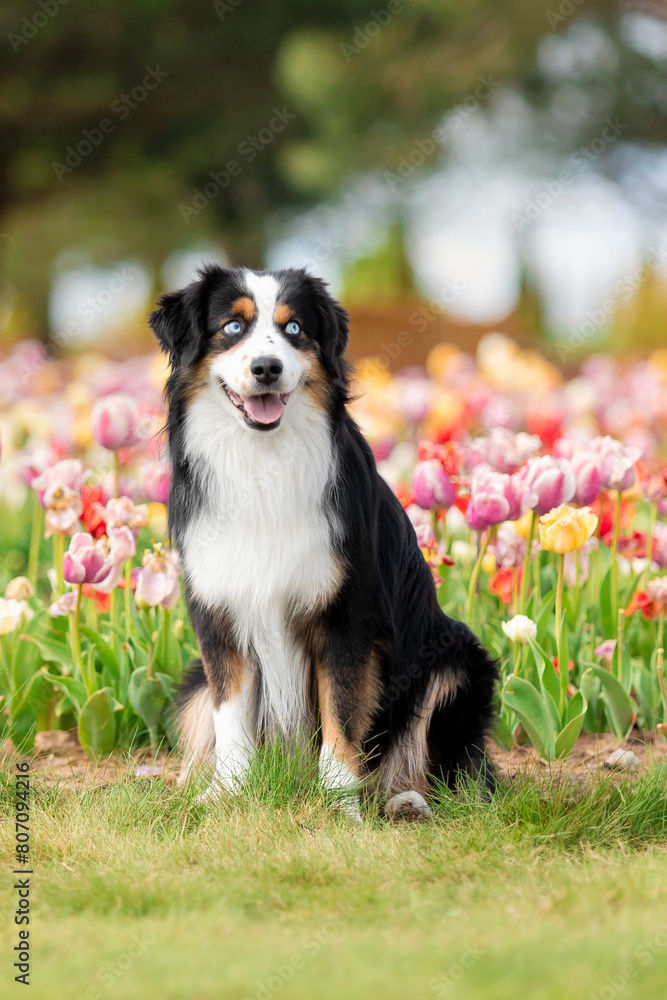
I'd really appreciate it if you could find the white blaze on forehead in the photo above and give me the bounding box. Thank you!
[210,269,305,398]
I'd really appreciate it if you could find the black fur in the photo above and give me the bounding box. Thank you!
[151,266,498,797]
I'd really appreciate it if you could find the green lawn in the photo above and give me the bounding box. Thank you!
[2,754,667,1000]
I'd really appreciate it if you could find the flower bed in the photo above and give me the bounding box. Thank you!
[1,333,666,760]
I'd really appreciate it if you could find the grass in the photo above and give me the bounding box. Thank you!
[2,747,667,1000]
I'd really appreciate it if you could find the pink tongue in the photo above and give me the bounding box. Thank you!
[244,394,285,425]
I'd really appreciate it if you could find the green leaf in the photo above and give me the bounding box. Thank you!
[502,676,556,759]
[42,668,88,715]
[19,632,72,669]
[79,626,119,674]
[555,688,588,758]
[78,687,117,759]
[492,714,514,751]
[588,665,636,740]
[128,667,167,731]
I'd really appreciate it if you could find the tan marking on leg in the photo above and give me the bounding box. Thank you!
[315,663,359,776]
[379,671,461,795]
[177,685,214,784]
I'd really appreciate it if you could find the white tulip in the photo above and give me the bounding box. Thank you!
[501,614,537,644]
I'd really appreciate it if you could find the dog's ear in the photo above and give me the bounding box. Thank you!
[149,282,207,369]
[301,273,350,388]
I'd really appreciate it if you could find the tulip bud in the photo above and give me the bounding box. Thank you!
[411,460,456,511]
[5,577,35,601]
[92,394,139,451]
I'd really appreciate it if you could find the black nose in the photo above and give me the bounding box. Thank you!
[250,356,283,385]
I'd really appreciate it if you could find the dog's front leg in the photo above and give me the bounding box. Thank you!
[211,668,254,793]
[316,664,362,821]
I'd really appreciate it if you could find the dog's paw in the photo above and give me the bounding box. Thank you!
[384,790,432,822]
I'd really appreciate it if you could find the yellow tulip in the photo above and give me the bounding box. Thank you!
[513,510,534,540]
[538,504,598,554]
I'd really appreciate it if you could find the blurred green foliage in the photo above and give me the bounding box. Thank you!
[0,0,665,335]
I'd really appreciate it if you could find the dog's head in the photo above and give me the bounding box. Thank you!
[149,266,349,431]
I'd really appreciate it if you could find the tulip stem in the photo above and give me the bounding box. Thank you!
[70,585,87,692]
[556,553,567,713]
[53,533,65,596]
[610,490,622,624]
[658,610,664,655]
[466,530,490,629]
[124,559,133,627]
[28,496,43,588]
[519,510,537,614]
[113,452,120,499]
[646,500,657,568]
[161,608,170,672]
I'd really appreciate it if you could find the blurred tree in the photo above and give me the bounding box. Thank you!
[0,0,664,336]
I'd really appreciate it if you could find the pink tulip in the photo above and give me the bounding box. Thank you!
[589,436,640,492]
[18,446,59,488]
[466,465,531,530]
[140,458,171,505]
[92,394,139,451]
[515,455,575,515]
[105,496,149,530]
[108,525,137,563]
[43,485,83,538]
[411,460,456,510]
[49,591,78,617]
[569,451,602,506]
[465,428,540,474]
[32,459,88,508]
[653,523,667,568]
[135,546,181,609]
[63,532,113,586]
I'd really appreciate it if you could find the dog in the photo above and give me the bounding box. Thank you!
[150,265,497,819]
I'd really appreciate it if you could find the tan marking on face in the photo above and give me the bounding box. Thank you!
[182,357,212,406]
[274,303,293,326]
[229,296,256,321]
[302,355,330,412]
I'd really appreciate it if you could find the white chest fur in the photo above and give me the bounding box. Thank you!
[181,384,340,732]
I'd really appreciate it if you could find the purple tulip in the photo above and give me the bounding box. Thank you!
[411,460,456,511]
[515,455,575,515]
[92,394,139,451]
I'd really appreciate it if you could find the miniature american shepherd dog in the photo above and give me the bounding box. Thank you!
[150,266,497,820]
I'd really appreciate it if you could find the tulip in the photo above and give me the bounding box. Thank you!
[91,394,139,451]
[43,485,83,539]
[105,496,150,530]
[135,545,181,609]
[49,591,78,618]
[63,532,114,586]
[647,577,667,609]
[17,446,59,488]
[5,577,35,601]
[501,614,537,644]
[0,598,26,635]
[465,428,540,474]
[466,466,531,531]
[411,460,456,511]
[140,458,171,505]
[569,451,602,506]
[595,639,616,664]
[589,436,640,492]
[538,504,598,555]
[108,525,136,564]
[515,456,575,516]
[32,459,88,508]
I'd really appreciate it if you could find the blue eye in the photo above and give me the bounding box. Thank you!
[223,320,242,335]
[285,320,301,336]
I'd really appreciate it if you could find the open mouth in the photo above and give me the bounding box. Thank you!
[221,381,289,430]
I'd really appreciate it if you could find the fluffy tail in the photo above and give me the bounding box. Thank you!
[176,659,214,784]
